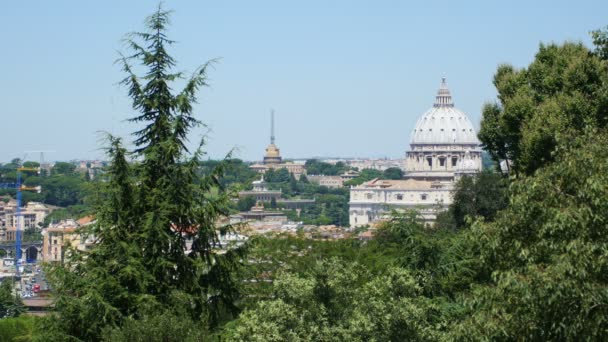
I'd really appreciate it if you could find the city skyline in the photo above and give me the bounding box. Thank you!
[1,0,606,162]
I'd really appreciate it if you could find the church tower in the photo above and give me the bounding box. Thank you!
[263,109,282,165]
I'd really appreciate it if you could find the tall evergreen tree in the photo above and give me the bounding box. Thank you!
[40,6,242,340]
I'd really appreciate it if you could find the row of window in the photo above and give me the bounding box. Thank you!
[363,193,428,201]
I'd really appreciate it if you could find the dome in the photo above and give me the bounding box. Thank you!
[265,144,281,158]
[410,78,479,145]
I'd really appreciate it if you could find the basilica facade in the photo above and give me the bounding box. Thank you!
[349,79,482,227]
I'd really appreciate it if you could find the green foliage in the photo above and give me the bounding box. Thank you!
[41,6,242,340]
[478,41,608,176]
[0,315,35,342]
[449,130,608,340]
[591,26,608,60]
[0,279,25,319]
[225,258,440,341]
[43,205,91,227]
[101,305,210,342]
[304,160,349,176]
[445,171,508,229]
[263,168,291,183]
[0,161,90,207]
[22,227,42,242]
[382,167,403,180]
[236,196,256,212]
[51,162,76,176]
[200,159,259,188]
[344,168,382,186]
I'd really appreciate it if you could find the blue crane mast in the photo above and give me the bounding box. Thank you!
[0,166,40,277]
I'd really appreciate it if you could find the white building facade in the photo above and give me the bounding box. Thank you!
[349,78,482,227]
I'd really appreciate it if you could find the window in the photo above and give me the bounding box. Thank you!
[439,157,445,167]
[396,194,403,200]
[366,193,373,200]
[426,157,432,167]
[452,157,458,167]
[421,194,428,200]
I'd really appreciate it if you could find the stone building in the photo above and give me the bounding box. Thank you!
[249,111,306,179]
[43,216,95,263]
[1,201,50,241]
[238,177,281,202]
[349,78,481,227]
[307,175,344,188]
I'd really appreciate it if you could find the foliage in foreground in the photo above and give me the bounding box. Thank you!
[225,259,440,341]
[449,130,608,340]
[0,315,35,342]
[0,279,25,319]
[37,7,242,341]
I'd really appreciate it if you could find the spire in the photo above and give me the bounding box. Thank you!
[270,109,275,144]
[433,77,454,108]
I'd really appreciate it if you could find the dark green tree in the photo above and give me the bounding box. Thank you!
[40,6,242,340]
[0,279,25,319]
[382,167,403,180]
[447,171,508,229]
[51,162,76,176]
[236,196,256,212]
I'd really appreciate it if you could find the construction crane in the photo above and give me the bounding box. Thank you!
[0,166,41,277]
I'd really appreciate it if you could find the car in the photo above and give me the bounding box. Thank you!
[33,284,40,293]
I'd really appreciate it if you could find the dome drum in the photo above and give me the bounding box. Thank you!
[405,78,482,178]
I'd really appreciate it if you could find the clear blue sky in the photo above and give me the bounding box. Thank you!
[1,0,606,163]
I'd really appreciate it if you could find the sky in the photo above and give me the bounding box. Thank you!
[1,0,606,163]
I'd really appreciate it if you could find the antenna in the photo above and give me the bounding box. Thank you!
[270,109,275,145]
[24,150,55,165]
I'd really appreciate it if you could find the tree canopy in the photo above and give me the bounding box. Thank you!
[38,7,243,340]
[478,41,608,176]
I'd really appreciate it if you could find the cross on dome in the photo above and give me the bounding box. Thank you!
[433,77,454,108]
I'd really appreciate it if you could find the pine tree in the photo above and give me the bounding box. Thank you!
[40,6,243,340]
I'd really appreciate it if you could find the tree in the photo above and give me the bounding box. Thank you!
[447,171,508,229]
[344,168,383,186]
[382,167,403,180]
[236,196,256,212]
[224,259,440,341]
[51,162,76,176]
[450,129,608,340]
[591,26,608,60]
[0,279,24,319]
[40,6,242,340]
[478,41,608,176]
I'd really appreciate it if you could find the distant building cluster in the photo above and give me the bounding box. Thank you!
[349,79,482,227]
[0,200,49,241]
